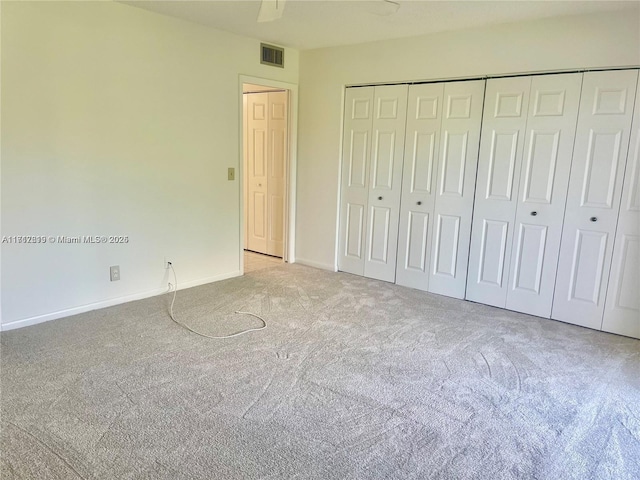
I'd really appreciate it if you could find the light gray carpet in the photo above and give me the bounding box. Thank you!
[1,263,639,479]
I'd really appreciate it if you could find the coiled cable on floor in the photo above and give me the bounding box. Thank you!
[167,263,267,339]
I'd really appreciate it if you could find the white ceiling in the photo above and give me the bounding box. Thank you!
[122,0,639,50]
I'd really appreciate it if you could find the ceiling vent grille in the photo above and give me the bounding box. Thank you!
[261,43,284,68]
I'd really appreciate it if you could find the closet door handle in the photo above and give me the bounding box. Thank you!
[530,211,538,216]
[590,217,598,222]
[417,201,422,206]
[378,196,383,200]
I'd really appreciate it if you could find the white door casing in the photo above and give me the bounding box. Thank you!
[338,87,375,276]
[504,73,583,318]
[466,77,532,307]
[603,72,640,339]
[428,80,485,299]
[363,84,409,282]
[553,70,639,329]
[395,83,444,291]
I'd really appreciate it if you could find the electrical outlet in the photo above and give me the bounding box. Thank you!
[110,265,120,282]
[228,167,235,181]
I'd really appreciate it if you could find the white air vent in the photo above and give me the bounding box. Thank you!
[261,43,284,68]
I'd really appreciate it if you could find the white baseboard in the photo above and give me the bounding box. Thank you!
[294,257,336,272]
[0,270,241,332]
[175,270,241,291]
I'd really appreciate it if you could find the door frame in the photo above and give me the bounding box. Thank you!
[238,75,298,273]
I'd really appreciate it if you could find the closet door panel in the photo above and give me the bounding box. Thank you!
[363,85,408,282]
[433,214,461,277]
[396,83,444,290]
[511,223,548,295]
[602,72,640,339]
[476,219,509,287]
[553,70,638,329]
[338,87,374,276]
[467,77,531,307]
[505,73,583,318]
[429,80,485,299]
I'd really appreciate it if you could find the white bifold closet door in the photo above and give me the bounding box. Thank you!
[466,77,532,307]
[466,73,582,317]
[395,80,484,298]
[338,87,374,276]
[553,70,639,330]
[506,74,582,317]
[602,74,640,339]
[338,84,408,282]
[395,83,444,291]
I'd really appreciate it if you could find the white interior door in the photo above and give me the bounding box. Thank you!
[246,92,269,254]
[501,73,582,318]
[603,72,640,339]
[267,91,287,257]
[429,80,485,299]
[363,84,408,282]
[338,87,374,276]
[466,77,531,307]
[553,70,639,329]
[395,83,444,291]
[245,91,287,257]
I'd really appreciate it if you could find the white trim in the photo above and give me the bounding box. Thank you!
[294,257,336,272]
[238,75,299,270]
[345,66,640,89]
[0,271,241,331]
[334,85,347,272]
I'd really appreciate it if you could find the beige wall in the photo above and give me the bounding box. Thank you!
[295,10,640,270]
[0,1,299,327]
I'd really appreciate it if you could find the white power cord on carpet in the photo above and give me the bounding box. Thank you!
[167,263,267,339]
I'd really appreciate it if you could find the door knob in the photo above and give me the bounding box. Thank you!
[417,201,422,206]
[378,196,383,200]
[531,211,537,216]
[590,217,598,222]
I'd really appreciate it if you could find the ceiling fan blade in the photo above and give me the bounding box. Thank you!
[257,0,287,23]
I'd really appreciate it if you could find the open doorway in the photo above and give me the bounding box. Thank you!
[239,77,297,274]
